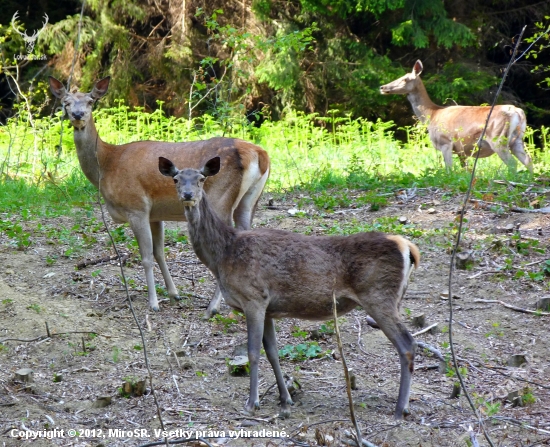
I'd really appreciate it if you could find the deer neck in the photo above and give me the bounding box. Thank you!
[184,195,237,275]
[72,118,108,188]
[407,79,440,124]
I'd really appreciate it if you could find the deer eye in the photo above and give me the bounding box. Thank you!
[199,177,205,183]
[173,178,178,184]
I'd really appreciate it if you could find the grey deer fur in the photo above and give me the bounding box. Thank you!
[159,156,420,420]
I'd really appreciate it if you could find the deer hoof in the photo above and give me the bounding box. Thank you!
[150,304,160,312]
[203,308,219,321]
[243,400,259,416]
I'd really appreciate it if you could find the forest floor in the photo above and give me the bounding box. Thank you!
[1,186,549,447]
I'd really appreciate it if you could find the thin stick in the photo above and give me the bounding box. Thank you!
[412,323,438,337]
[45,322,51,338]
[332,291,362,446]
[0,331,98,344]
[473,299,550,315]
[447,26,526,447]
[97,191,169,447]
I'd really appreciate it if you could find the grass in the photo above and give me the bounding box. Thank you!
[1,102,549,240]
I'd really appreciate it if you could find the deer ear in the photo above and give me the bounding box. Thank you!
[159,157,179,177]
[201,157,221,177]
[91,76,111,99]
[49,77,67,98]
[412,60,423,77]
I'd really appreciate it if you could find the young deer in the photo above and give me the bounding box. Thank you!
[380,60,532,172]
[159,156,420,420]
[49,76,270,315]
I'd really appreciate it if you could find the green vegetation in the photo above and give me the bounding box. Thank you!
[278,342,325,361]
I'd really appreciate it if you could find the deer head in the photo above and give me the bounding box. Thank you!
[49,76,111,130]
[11,12,49,54]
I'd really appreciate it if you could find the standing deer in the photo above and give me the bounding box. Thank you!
[380,60,532,172]
[159,156,420,420]
[49,76,270,315]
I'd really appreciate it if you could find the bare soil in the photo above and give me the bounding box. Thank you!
[1,188,549,447]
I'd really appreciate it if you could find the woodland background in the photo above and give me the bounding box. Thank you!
[1,0,550,133]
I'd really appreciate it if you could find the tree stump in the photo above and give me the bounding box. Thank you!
[506,354,527,368]
[411,313,426,328]
[455,251,474,270]
[535,297,550,312]
[14,368,33,383]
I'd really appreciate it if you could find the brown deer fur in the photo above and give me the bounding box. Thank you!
[49,76,270,314]
[380,60,532,171]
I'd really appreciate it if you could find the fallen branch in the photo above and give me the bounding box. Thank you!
[511,206,550,214]
[473,299,550,316]
[0,330,98,344]
[412,323,438,337]
[343,430,380,447]
[76,253,129,270]
[416,341,445,362]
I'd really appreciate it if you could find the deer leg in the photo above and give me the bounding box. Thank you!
[233,170,269,230]
[204,285,223,319]
[244,305,266,415]
[366,308,416,420]
[263,317,293,418]
[150,221,178,299]
[440,143,454,170]
[510,139,533,172]
[128,215,160,311]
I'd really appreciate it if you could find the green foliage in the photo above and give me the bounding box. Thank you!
[209,314,239,332]
[423,62,498,105]
[279,342,325,361]
[112,346,121,363]
[27,304,41,314]
[485,322,504,338]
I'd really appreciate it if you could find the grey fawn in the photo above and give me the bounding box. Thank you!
[159,156,420,420]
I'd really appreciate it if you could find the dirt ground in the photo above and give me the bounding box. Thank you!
[1,187,549,447]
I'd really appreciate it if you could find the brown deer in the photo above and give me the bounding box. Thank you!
[49,76,270,315]
[380,60,532,172]
[159,155,420,420]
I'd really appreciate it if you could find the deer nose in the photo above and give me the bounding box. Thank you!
[183,192,194,201]
[72,111,84,120]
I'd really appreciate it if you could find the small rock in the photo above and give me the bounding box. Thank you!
[534,297,550,311]
[5,269,15,275]
[287,208,299,216]
[427,207,436,214]
[309,329,320,340]
[180,359,195,370]
[411,314,426,328]
[506,390,524,407]
[134,380,146,397]
[506,354,527,368]
[53,373,63,383]
[349,370,357,390]
[93,396,112,408]
[398,216,408,224]
[455,251,474,270]
[440,291,460,300]
[450,383,461,399]
[14,368,33,383]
